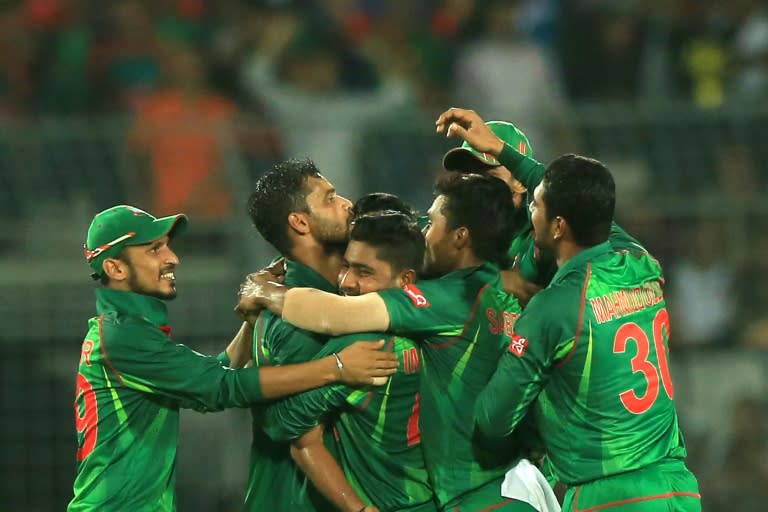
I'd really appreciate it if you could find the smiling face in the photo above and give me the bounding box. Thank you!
[338,240,402,296]
[118,235,180,300]
[304,176,353,247]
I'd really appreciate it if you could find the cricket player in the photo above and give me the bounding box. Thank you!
[239,174,543,512]
[442,121,557,304]
[69,205,397,512]
[243,158,359,512]
[435,108,701,511]
[263,211,436,512]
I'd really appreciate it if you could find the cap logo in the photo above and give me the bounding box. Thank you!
[517,141,527,155]
[84,232,137,262]
[403,284,430,308]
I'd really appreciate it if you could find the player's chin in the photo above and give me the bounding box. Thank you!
[158,285,178,301]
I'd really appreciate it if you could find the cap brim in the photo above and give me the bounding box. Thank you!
[130,214,188,245]
[442,147,500,173]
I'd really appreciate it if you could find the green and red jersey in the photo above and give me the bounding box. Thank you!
[263,332,436,512]
[245,260,336,512]
[376,263,523,508]
[69,288,264,512]
[475,224,691,486]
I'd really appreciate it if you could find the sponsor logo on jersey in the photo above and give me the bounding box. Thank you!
[403,284,430,308]
[508,333,528,357]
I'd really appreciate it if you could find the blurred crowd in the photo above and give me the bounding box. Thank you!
[2,0,768,116]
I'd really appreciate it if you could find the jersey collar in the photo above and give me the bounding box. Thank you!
[441,261,500,284]
[284,259,337,293]
[95,287,169,327]
[551,240,612,284]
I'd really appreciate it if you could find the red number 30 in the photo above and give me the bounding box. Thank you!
[74,373,99,460]
[612,308,674,414]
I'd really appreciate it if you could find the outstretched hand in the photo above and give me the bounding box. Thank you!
[435,107,504,156]
[337,340,399,386]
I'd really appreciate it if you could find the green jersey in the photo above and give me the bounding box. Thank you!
[377,263,522,508]
[69,288,264,512]
[475,227,689,486]
[263,332,436,512]
[245,260,336,512]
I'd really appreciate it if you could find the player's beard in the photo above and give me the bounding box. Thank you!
[312,216,349,255]
[125,260,178,301]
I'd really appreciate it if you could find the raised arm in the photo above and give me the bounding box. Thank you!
[435,107,546,190]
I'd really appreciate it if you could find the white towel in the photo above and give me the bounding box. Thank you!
[500,458,561,512]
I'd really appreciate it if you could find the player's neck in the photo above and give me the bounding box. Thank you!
[289,243,345,288]
[555,240,585,268]
[452,250,485,272]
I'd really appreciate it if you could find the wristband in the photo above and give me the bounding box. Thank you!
[332,352,344,379]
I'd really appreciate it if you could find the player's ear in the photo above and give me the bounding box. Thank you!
[398,269,417,287]
[453,226,470,250]
[103,257,128,282]
[287,212,310,235]
[552,216,567,241]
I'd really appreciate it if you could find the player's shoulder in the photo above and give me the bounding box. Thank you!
[525,275,584,312]
[100,311,157,334]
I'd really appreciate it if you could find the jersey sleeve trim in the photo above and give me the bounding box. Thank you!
[555,263,591,369]
[572,488,701,512]
[98,315,125,386]
[426,283,488,349]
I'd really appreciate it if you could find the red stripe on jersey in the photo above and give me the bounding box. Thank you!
[555,263,591,368]
[453,498,516,511]
[428,284,487,349]
[572,487,701,512]
[406,392,421,446]
[98,315,125,386]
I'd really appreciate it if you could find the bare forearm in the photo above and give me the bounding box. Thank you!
[225,321,253,368]
[282,288,390,335]
[291,428,367,512]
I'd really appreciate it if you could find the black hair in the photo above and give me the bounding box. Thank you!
[247,158,322,254]
[350,211,424,274]
[434,174,515,267]
[351,193,416,221]
[542,154,615,247]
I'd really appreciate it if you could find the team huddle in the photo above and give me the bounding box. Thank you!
[69,108,701,512]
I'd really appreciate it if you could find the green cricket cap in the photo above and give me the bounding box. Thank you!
[84,205,188,278]
[442,121,533,172]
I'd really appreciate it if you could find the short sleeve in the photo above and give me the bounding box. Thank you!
[377,281,467,338]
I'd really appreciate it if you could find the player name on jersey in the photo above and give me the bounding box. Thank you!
[589,281,664,324]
